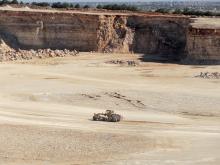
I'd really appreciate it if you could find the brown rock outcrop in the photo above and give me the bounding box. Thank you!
[97,15,134,53]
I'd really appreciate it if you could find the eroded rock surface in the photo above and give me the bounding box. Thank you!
[186,18,220,62]
[0,8,219,63]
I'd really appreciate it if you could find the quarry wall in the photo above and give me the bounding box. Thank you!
[0,10,99,51]
[0,9,219,62]
[97,15,189,61]
[187,27,220,61]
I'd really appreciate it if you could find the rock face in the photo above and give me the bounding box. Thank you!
[127,16,189,60]
[0,9,219,63]
[97,15,134,53]
[186,18,220,62]
[97,15,189,60]
[0,10,99,51]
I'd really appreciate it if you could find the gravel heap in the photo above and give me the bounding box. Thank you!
[0,48,79,62]
[106,59,139,66]
[195,72,220,79]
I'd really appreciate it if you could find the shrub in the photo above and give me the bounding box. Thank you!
[155,7,220,16]
[96,4,138,11]
[173,9,182,14]
[83,5,89,9]
[96,4,102,9]
[74,4,80,8]
[51,2,74,8]
[32,2,50,7]
[11,0,18,4]
[155,8,170,14]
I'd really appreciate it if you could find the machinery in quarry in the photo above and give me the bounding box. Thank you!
[93,110,122,122]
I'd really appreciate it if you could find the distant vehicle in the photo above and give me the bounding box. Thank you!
[93,110,122,122]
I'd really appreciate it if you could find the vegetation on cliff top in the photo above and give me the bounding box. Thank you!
[36,2,138,11]
[0,1,219,16]
[0,0,18,5]
[0,0,139,12]
[96,4,138,11]
[156,8,220,16]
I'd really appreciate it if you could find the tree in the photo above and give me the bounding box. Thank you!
[173,9,182,14]
[32,2,50,7]
[0,0,10,5]
[182,8,190,15]
[100,4,138,11]
[11,0,18,4]
[155,8,170,14]
[83,5,89,9]
[52,2,62,8]
[62,2,70,8]
[96,4,102,9]
[75,4,80,8]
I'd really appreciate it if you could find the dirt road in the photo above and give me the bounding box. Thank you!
[0,53,219,164]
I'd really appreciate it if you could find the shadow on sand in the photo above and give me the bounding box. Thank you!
[138,54,220,65]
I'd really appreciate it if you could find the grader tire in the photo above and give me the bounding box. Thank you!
[110,114,121,122]
[93,115,98,121]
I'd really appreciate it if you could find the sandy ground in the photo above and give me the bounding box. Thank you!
[191,18,220,29]
[0,52,219,165]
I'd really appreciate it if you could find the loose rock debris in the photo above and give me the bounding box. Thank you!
[0,48,79,62]
[80,92,146,109]
[106,59,139,67]
[81,94,101,100]
[105,92,146,109]
[194,72,220,79]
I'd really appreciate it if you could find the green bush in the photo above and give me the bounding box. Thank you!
[11,0,18,4]
[155,7,220,16]
[75,4,80,8]
[32,2,50,7]
[0,0,9,5]
[155,8,170,14]
[97,4,102,9]
[83,5,89,9]
[96,4,138,11]
[51,2,75,8]
[173,9,182,14]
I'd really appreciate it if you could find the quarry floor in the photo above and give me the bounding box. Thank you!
[0,53,219,165]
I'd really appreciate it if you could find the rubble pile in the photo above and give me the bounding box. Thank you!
[106,60,139,67]
[0,48,79,62]
[195,72,220,79]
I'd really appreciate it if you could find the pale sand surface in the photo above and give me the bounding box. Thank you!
[0,52,219,164]
[191,18,220,29]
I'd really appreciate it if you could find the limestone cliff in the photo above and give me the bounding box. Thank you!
[127,16,189,60]
[97,15,134,53]
[97,15,189,60]
[0,9,219,63]
[186,18,220,62]
[0,10,99,51]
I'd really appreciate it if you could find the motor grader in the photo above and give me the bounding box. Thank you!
[93,110,121,122]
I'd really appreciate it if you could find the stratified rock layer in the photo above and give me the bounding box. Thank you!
[0,8,219,62]
[0,10,99,51]
[186,18,220,62]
